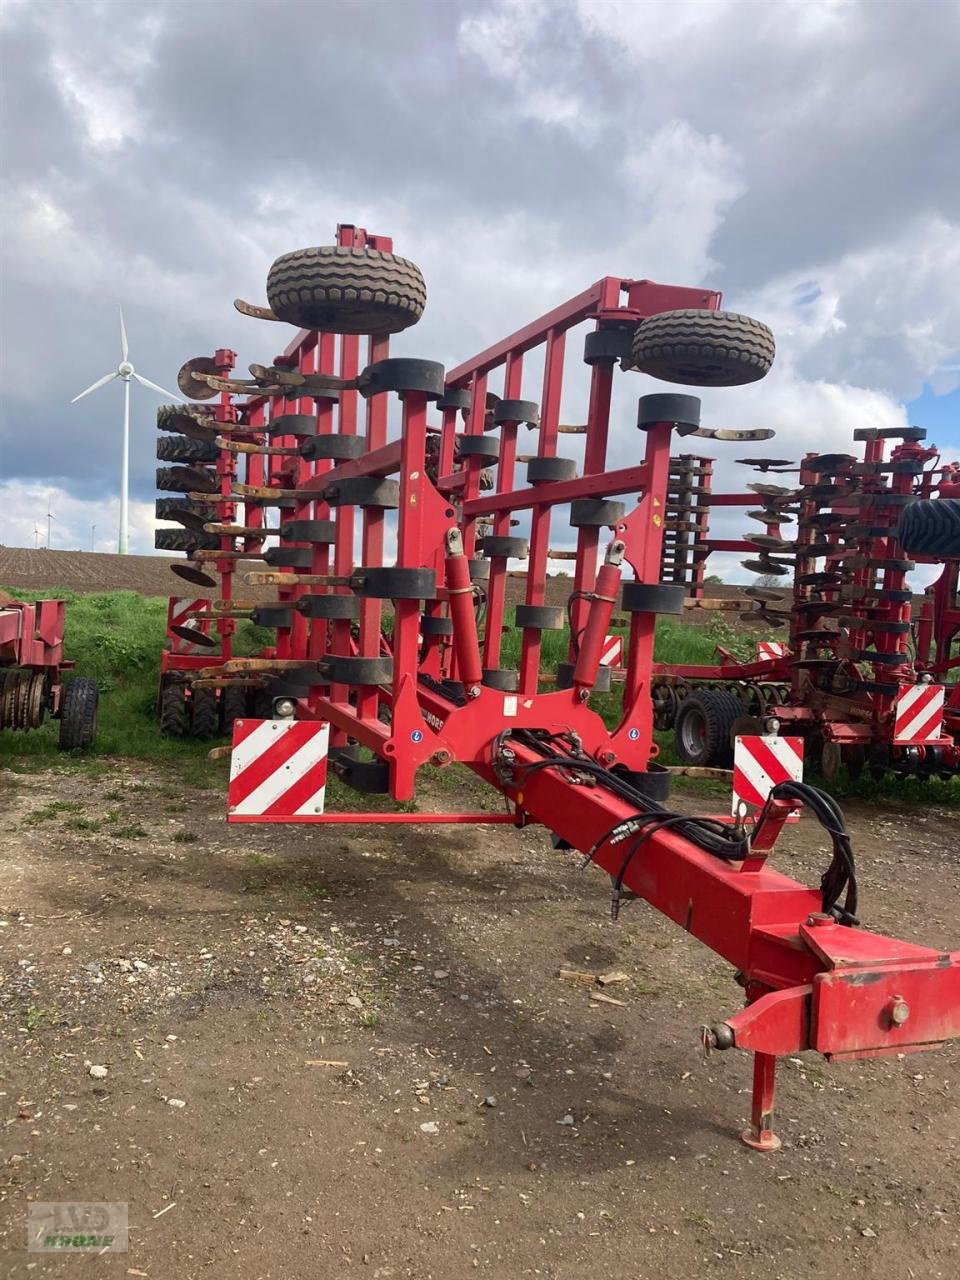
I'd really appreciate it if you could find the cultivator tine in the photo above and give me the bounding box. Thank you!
[234,297,282,321]
[216,437,298,456]
[690,427,776,441]
[203,522,279,537]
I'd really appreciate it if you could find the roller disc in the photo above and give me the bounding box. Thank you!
[178,356,221,401]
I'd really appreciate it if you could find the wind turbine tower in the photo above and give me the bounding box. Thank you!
[70,307,180,554]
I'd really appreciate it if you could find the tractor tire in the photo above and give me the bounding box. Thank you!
[159,677,189,737]
[58,677,99,750]
[156,465,218,494]
[190,687,219,739]
[266,245,426,336]
[632,310,775,387]
[156,434,219,464]
[221,686,249,732]
[896,497,960,558]
[674,689,745,767]
[155,497,217,528]
[155,527,220,553]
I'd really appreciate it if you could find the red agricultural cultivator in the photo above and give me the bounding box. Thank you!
[0,594,98,748]
[154,222,960,1150]
[651,431,960,781]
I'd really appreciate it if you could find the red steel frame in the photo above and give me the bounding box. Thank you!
[165,227,960,1148]
[651,437,960,776]
[0,597,73,727]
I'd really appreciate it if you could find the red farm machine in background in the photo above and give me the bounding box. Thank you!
[0,594,98,748]
[152,222,960,1152]
[650,429,960,781]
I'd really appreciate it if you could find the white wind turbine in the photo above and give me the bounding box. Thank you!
[70,306,180,555]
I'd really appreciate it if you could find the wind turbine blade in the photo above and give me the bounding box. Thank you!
[70,370,119,403]
[134,371,181,400]
[119,305,129,361]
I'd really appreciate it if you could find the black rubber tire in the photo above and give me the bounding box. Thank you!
[632,310,775,387]
[159,677,189,737]
[896,498,960,558]
[155,497,217,530]
[190,687,219,739]
[155,527,220,553]
[156,434,219,464]
[674,690,745,767]
[58,677,99,750]
[156,465,217,494]
[221,686,249,732]
[266,246,426,336]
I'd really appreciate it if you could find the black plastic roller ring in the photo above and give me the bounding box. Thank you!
[637,393,702,434]
[251,605,294,628]
[437,387,472,412]
[323,477,400,509]
[266,414,318,438]
[263,546,313,568]
[556,661,613,692]
[420,616,454,636]
[527,456,577,484]
[352,567,437,600]
[297,594,361,620]
[298,434,367,462]
[359,358,445,400]
[514,604,564,630]
[492,399,540,427]
[481,535,529,558]
[569,499,626,528]
[458,434,501,459]
[622,581,685,614]
[468,559,491,582]
[323,655,394,685]
[583,328,635,365]
[279,519,337,543]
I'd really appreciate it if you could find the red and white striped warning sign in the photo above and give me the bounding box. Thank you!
[228,719,330,822]
[732,734,804,814]
[756,641,787,662]
[600,635,623,668]
[893,683,945,744]
[168,597,209,653]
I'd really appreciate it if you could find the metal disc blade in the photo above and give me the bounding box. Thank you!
[178,356,220,401]
[170,563,218,589]
[744,586,787,602]
[170,624,217,648]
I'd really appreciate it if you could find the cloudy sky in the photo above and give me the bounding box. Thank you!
[1,0,958,571]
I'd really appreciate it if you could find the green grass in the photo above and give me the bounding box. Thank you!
[0,588,269,768]
[2,586,956,808]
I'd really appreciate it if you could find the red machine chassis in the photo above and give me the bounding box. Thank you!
[162,225,959,1149]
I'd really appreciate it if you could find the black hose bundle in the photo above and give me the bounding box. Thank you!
[492,730,858,924]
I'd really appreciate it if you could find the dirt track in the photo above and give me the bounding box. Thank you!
[1,759,957,1279]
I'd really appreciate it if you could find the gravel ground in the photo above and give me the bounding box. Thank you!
[1,759,957,1279]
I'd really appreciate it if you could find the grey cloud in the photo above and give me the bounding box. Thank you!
[1,0,958,550]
